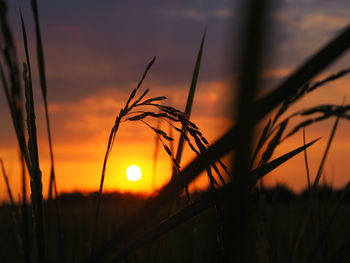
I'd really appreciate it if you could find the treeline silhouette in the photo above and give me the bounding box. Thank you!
[50,184,350,205]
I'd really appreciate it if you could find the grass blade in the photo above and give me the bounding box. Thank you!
[312,116,340,190]
[25,5,64,261]
[30,0,58,203]
[303,128,311,190]
[151,117,161,190]
[30,0,47,98]
[23,61,46,263]
[172,30,206,177]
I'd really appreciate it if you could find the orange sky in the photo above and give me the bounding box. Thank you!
[1,1,350,201]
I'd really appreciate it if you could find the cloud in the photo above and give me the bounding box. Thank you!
[180,8,233,21]
[299,13,348,32]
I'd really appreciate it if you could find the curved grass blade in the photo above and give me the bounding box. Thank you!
[109,138,319,262]
[91,57,156,254]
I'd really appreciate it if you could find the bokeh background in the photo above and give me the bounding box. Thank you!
[0,0,350,200]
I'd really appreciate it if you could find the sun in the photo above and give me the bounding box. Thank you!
[126,165,142,182]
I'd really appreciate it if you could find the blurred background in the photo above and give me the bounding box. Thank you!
[0,0,349,200]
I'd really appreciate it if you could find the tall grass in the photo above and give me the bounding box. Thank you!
[0,1,46,261]
[1,0,350,263]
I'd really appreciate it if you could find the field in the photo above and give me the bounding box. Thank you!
[1,0,350,262]
[1,190,350,263]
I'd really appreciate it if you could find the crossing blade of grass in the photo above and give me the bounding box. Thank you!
[108,139,319,262]
[87,22,350,262]
[305,182,350,263]
[172,30,206,180]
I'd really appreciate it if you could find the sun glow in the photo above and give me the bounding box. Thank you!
[126,165,142,182]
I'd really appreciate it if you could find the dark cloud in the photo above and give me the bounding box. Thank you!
[5,0,235,103]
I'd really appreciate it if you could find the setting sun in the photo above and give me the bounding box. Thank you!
[126,165,142,182]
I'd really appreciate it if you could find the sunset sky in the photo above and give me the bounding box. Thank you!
[0,0,350,201]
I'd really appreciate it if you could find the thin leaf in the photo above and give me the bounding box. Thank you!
[312,115,340,189]
[27,3,64,260]
[173,30,206,179]
[23,61,46,263]
[303,128,311,190]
